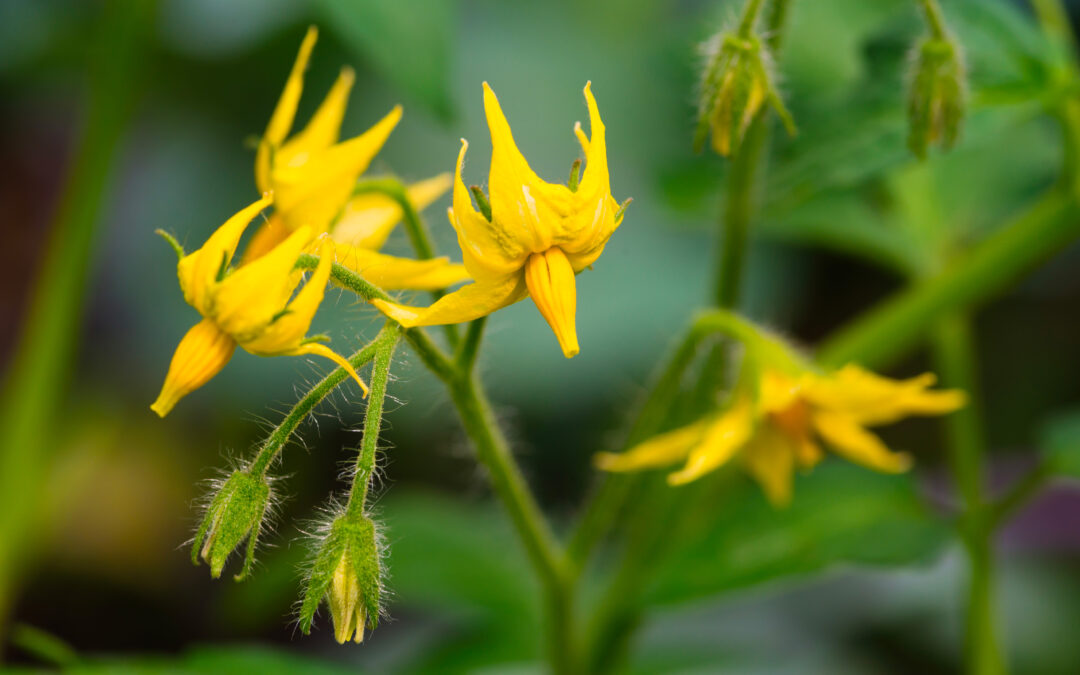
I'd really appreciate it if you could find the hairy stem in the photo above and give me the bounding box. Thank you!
[249,339,381,478]
[348,323,401,515]
[918,0,949,39]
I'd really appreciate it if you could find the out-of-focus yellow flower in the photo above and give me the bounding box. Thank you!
[597,363,965,506]
[373,82,626,358]
[247,26,468,291]
[151,196,366,418]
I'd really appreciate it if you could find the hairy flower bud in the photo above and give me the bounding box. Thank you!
[191,470,271,580]
[299,511,382,644]
[907,37,966,159]
[694,32,795,156]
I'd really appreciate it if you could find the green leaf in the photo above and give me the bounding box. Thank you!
[315,0,455,120]
[1042,410,1080,478]
[643,462,949,606]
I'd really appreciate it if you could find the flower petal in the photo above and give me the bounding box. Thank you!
[451,139,527,280]
[273,106,403,233]
[372,273,527,327]
[332,173,452,250]
[256,26,317,194]
[178,195,273,313]
[812,409,913,473]
[241,213,291,264]
[278,66,355,169]
[151,318,237,417]
[213,226,314,340]
[290,341,369,398]
[741,426,796,507]
[805,364,966,426]
[240,235,329,354]
[594,419,710,472]
[333,242,470,290]
[668,397,755,485]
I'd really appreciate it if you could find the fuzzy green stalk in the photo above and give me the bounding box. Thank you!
[0,0,151,637]
[248,339,381,478]
[737,0,767,38]
[932,315,1006,675]
[454,317,488,373]
[347,323,401,515]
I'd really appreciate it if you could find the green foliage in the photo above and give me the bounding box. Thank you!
[1042,409,1080,478]
[642,462,948,606]
[191,470,270,580]
[315,0,455,120]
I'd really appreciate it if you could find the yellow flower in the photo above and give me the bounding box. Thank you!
[151,195,367,417]
[247,26,468,291]
[373,82,626,358]
[596,364,965,506]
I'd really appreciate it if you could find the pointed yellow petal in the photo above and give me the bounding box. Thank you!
[573,121,589,155]
[333,242,470,290]
[372,274,527,327]
[595,419,709,473]
[333,172,452,250]
[151,318,237,417]
[576,82,609,200]
[450,139,527,280]
[291,341,369,397]
[668,397,755,485]
[178,195,273,312]
[482,82,572,252]
[805,364,967,426]
[214,226,315,340]
[329,553,364,644]
[812,410,912,473]
[241,236,330,354]
[256,26,317,193]
[524,247,579,358]
[241,213,291,264]
[273,106,403,233]
[741,426,796,507]
[278,66,355,167]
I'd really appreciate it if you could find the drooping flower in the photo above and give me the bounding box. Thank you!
[596,322,965,506]
[246,26,468,291]
[151,195,366,417]
[373,82,626,357]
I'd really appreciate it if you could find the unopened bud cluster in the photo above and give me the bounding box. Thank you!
[694,31,795,157]
[907,36,966,159]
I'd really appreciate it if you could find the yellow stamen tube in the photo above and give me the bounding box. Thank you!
[524,247,579,358]
[151,318,237,417]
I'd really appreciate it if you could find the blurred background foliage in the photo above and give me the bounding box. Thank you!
[3,0,1080,672]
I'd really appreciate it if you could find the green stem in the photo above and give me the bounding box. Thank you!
[714,93,769,309]
[249,339,381,478]
[931,316,1006,675]
[454,317,487,372]
[0,0,151,635]
[737,0,766,38]
[918,0,949,39]
[817,189,1078,369]
[348,323,401,514]
[1031,0,1076,52]
[445,370,574,671]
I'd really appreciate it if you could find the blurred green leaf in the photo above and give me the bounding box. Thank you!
[33,645,358,675]
[643,462,949,606]
[315,0,455,120]
[1042,410,1080,478]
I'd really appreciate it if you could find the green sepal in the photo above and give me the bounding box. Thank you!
[469,185,493,222]
[568,159,582,192]
[907,37,966,159]
[299,512,382,637]
[154,229,185,261]
[191,471,270,580]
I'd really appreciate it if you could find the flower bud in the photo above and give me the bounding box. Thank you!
[191,470,271,580]
[907,37,966,159]
[299,511,382,644]
[694,32,795,156]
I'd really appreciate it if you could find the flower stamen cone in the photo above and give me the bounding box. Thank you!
[329,554,365,643]
[524,247,579,358]
[151,318,236,417]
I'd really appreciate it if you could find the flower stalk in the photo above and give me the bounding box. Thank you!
[346,322,401,516]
